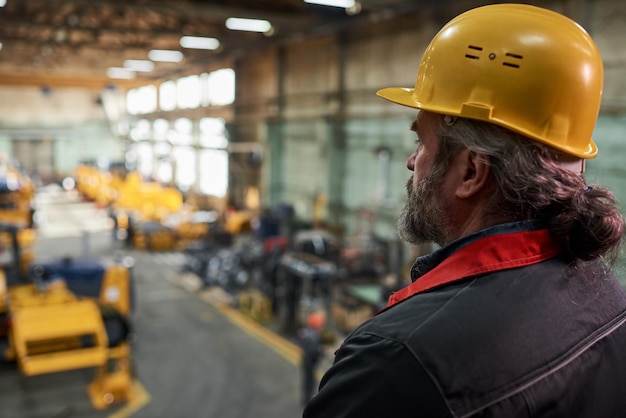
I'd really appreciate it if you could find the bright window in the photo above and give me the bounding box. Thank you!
[126,89,139,115]
[153,119,169,141]
[177,75,201,109]
[154,142,171,157]
[199,149,228,197]
[136,142,153,178]
[129,119,151,141]
[156,161,172,184]
[199,117,228,148]
[200,73,210,106]
[159,80,177,111]
[173,118,194,145]
[126,85,157,115]
[208,69,235,105]
[173,146,196,190]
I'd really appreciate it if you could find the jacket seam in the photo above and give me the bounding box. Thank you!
[402,280,479,417]
[356,331,458,418]
[407,343,458,417]
[457,307,626,417]
[407,278,478,336]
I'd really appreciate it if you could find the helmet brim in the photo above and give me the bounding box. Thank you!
[376,87,420,109]
[376,87,598,159]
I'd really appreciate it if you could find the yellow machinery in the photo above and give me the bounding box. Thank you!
[164,208,216,251]
[74,164,104,203]
[115,172,183,221]
[0,164,37,277]
[224,209,256,235]
[0,224,35,278]
[109,172,184,251]
[74,165,186,250]
[0,224,135,409]
[130,221,176,251]
[75,165,218,251]
[174,218,210,249]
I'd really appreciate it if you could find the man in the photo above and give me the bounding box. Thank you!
[303,4,626,417]
[299,310,327,405]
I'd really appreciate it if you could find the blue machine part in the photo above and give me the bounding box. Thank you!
[31,257,134,346]
[37,257,106,298]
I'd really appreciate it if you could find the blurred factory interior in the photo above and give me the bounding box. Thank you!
[0,0,625,416]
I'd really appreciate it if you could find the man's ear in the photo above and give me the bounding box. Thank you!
[455,150,491,199]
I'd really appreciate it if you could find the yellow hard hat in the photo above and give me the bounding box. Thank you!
[377,4,603,158]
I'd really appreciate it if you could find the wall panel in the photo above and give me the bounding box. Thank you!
[237,48,279,123]
[280,120,329,220]
[282,36,340,119]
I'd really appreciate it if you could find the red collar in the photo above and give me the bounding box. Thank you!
[383,229,562,312]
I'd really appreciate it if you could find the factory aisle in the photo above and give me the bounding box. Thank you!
[128,250,303,418]
[1,185,305,418]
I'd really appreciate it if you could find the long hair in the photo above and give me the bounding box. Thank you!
[433,114,624,264]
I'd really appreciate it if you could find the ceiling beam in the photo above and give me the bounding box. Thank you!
[0,72,153,90]
[19,0,319,28]
[0,19,226,43]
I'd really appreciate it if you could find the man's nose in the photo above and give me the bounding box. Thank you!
[406,151,416,171]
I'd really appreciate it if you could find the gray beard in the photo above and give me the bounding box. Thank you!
[397,168,448,246]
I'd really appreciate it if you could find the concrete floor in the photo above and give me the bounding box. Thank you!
[0,186,309,418]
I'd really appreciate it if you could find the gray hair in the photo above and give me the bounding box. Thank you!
[433,114,624,264]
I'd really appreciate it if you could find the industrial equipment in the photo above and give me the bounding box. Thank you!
[276,230,340,335]
[74,163,222,252]
[0,223,135,410]
[0,162,37,276]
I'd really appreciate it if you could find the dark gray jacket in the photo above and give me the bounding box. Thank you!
[303,223,626,417]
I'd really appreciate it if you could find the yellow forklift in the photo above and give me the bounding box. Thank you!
[0,223,136,409]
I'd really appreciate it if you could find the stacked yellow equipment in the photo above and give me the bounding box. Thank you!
[0,163,36,276]
[113,172,183,250]
[114,172,183,223]
[0,258,135,409]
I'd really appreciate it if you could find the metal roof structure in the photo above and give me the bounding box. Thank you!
[0,0,425,89]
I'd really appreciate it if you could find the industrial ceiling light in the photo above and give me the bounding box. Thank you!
[107,67,135,79]
[304,0,355,7]
[148,49,184,63]
[123,59,155,72]
[0,0,6,7]
[225,17,272,33]
[180,36,220,50]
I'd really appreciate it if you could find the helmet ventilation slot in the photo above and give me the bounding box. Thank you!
[503,52,523,68]
[465,45,483,60]
[464,46,523,68]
